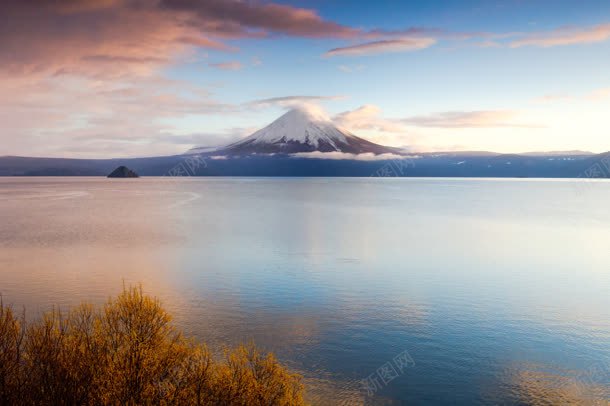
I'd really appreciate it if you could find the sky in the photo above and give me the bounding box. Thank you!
[2,0,610,158]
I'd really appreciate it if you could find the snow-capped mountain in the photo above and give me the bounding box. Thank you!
[188,107,400,156]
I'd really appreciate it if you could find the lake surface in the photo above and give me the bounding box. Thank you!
[1,177,609,405]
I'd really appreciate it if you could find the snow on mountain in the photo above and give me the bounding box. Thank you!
[193,106,400,156]
[231,106,347,148]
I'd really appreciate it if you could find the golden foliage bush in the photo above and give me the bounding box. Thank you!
[0,298,24,405]
[0,287,305,405]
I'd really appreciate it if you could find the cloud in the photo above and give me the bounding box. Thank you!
[533,87,610,103]
[586,87,610,100]
[4,0,608,80]
[0,0,359,78]
[0,74,239,158]
[159,0,359,39]
[290,151,405,161]
[337,64,365,73]
[510,23,610,48]
[532,94,572,103]
[403,110,541,128]
[177,35,235,50]
[209,61,243,71]
[322,21,610,56]
[0,1,204,78]
[475,40,502,48]
[325,37,436,57]
[334,105,405,133]
[248,95,345,108]
[322,27,515,57]
[365,27,443,39]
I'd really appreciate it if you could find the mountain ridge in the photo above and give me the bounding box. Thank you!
[1,151,606,178]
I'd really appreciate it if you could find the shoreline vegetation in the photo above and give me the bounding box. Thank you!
[0,286,305,405]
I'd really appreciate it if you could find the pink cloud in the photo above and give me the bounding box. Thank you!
[160,0,359,39]
[0,0,359,79]
[177,35,236,51]
[403,111,541,128]
[334,105,405,133]
[510,23,610,48]
[0,2,197,78]
[533,87,610,103]
[325,37,436,57]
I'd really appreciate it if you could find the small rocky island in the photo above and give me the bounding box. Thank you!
[107,166,139,178]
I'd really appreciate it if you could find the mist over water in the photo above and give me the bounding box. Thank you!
[1,177,609,404]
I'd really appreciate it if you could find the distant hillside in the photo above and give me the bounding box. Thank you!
[1,151,607,178]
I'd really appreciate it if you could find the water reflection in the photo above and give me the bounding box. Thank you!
[509,363,610,405]
[1,177,609,404]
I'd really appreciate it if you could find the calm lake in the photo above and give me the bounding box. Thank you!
[1,177,609,404]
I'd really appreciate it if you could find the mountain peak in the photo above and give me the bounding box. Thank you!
[189,107,401,156]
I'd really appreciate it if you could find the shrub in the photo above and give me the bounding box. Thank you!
[0,287,305,405]
[0,298,24,405]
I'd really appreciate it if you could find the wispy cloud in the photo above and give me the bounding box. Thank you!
[533,87,610,103]
[510,23,610,48]
[533,94,572,103]
[324,21,610,57]
[248,95,345,108]
[337,64,365,73]
[403,111,541,128]
[209,61,243,71]
[325,37,436,57]
[177,35,233,50]
[474,40,502,48]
